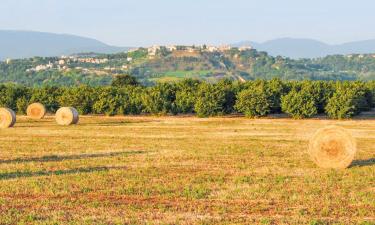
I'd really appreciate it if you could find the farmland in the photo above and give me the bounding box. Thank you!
[0,116,374,224]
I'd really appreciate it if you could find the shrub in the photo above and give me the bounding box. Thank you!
[281,89,318,119]
[142,83,177,115]
[0,85,30,112]
[58,85,97,115]
[111,74,139,87]
[266,78,286,113]
[325,83,369,119]
[93,87,124,116]
[194,83,226,117]
[175,79,200,114]
[30,86,62,112]
[123,86,144,115]
[16,97,29,114]
[235,87,270,118]
[216,79,236,114]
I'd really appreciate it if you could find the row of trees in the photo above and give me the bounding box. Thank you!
[1,77,375,119]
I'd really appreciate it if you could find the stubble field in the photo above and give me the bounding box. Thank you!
[0,116,374,224]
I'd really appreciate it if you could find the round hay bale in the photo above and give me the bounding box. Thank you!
[55,107,79,125]
[26,103,46,119]
[308,126,356,169]
[0,107,16,128]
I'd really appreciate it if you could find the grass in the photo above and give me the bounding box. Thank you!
[0,116,374,224]
[150,70,213,82]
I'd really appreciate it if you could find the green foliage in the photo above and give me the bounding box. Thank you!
[30,86,62,112]
[281,89,318,119]
[142,83,177,115]
[265,78,286,113]
[92,87,124,116]
[58,85,97,115]
[111,74,139,87]
[175,79,200,113]
[0,85,30,113]
[235,87,270,118]
[16,97,29,114]
[194,83,227,117]
[4,49,375,87]
[0,79,375,118]
[325,82,370,119]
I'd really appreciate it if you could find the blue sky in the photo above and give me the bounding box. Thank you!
[1,0,375,46]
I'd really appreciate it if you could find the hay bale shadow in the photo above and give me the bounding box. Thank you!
[350,158,375,168]
[0,151,145,164]
[0,166,127,181]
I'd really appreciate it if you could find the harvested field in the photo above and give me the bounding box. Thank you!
[0,116,374,224]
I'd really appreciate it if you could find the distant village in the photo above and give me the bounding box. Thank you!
[22,45,253,73]
[5,44,375,75]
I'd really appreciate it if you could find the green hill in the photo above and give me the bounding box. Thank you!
[1,46,375,86]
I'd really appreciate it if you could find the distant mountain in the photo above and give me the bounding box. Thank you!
[0,30,130,60]
[233,38,375,58]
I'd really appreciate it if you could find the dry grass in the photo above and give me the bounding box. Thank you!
[0,116,374,224]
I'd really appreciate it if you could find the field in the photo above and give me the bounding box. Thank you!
[150,70,213,83]
[0,116,374,224]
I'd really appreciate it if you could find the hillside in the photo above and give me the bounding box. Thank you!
[0,30,129,60]
[233,38,375,58]
[1,46,375,86]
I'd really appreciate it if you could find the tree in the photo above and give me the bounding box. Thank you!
[175,79,200,114]
[111,75,139,87]
[93,87,124,116]
[235,87,270,118]
[325,83,369,119]
[58,85,97,114]
[142,83,177,115]
[30,86,62,112]
[0,85,30,113]
[281,89,318,119]
[194,83,226,117]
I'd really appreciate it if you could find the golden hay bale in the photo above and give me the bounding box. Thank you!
[0,107,16,128]
[55,107,79,125]
[26,103,46,119]
[308,126,356,169]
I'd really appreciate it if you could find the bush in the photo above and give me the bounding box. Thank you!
[93,87,124,116]
[0,85,30,112]
[281,89,318,119]
[301,81,335,113]
[325,83,369,119]
[194,83,226,117]
[216,79,236,114]
[123,86,144,115]
[142,83,177,115]
[265,78,286,113]
[16,97,29,114]
[58,85,97,115]
[235,87,270,118]
[30,86,62,112]
[111,74,139,87]
[175,79,200,114]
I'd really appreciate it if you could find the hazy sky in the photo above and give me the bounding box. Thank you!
[1,0,375,46]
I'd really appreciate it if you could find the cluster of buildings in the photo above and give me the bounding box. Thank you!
[26,62,54,72]
[145,45,252,56]
[76,58,109,64]
[26,56,111,72]
[346,54,375,59]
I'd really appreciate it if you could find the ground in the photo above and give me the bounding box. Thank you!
[0,116,374,224]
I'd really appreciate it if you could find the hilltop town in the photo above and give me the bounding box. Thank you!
[1,45,375,86]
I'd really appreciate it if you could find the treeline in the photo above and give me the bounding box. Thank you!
[1,77,375,119]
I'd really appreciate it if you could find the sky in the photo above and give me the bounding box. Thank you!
[1,0,375,47]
